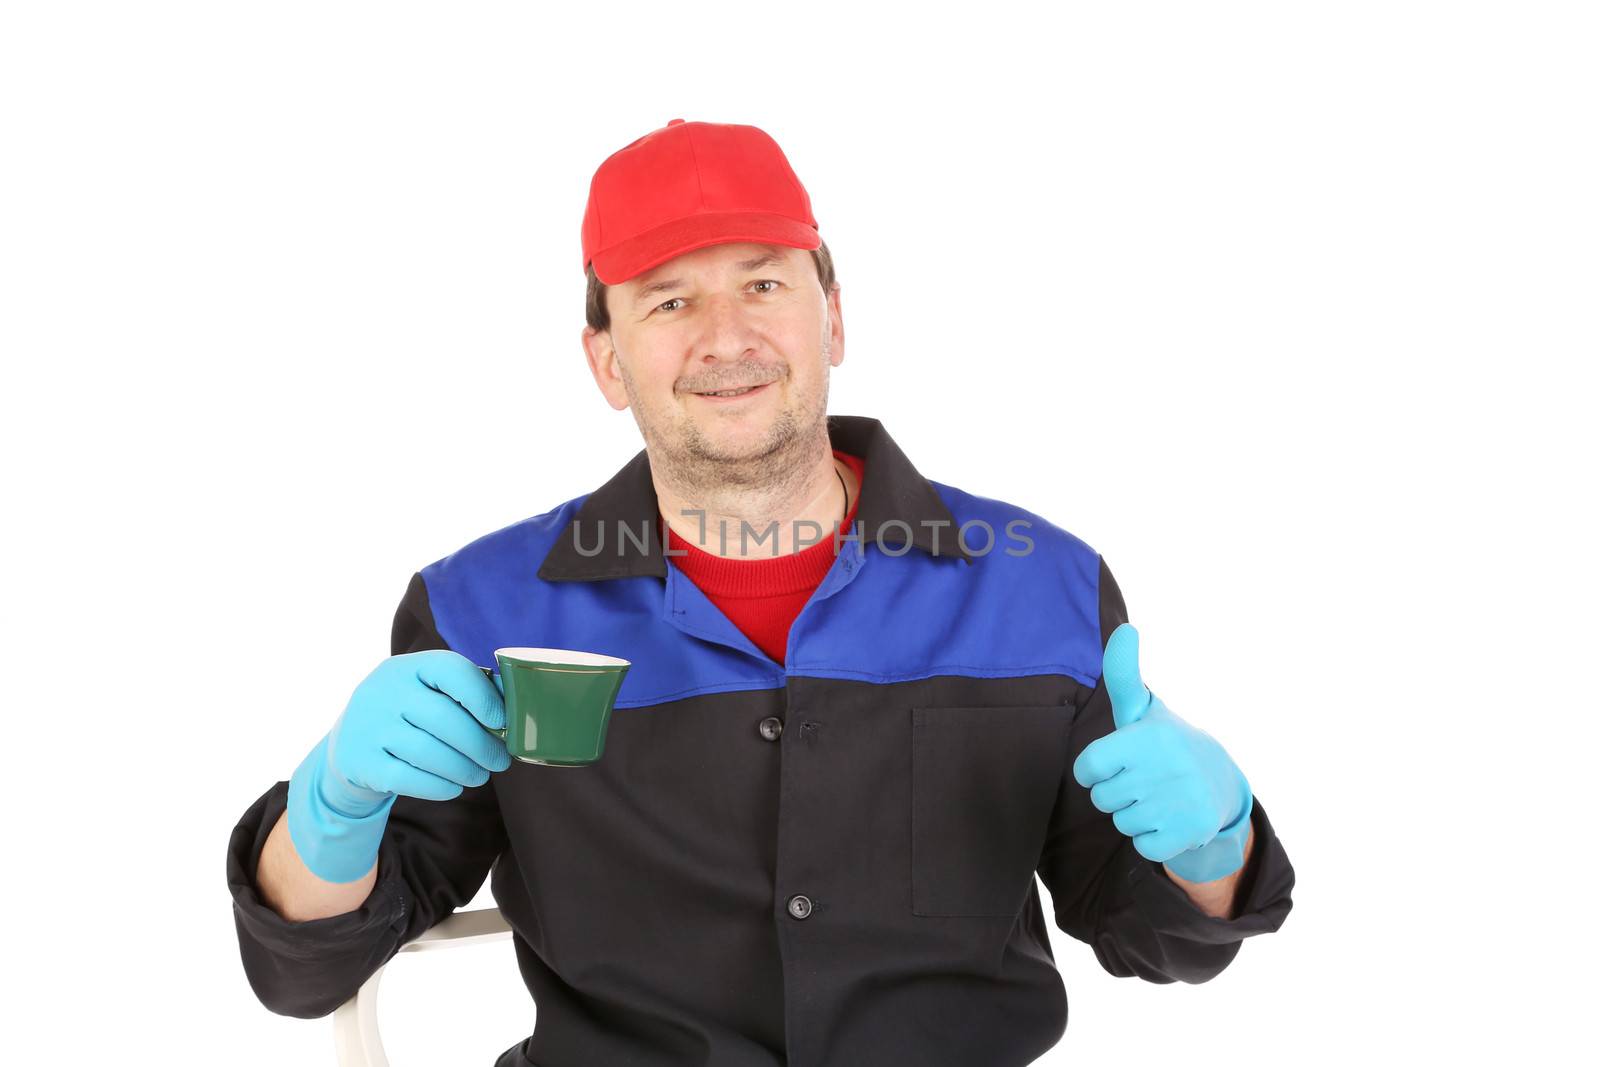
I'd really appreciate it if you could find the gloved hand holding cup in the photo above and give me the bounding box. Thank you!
[287,650,513,884]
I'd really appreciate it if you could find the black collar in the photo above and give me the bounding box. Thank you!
[537,414,972,582]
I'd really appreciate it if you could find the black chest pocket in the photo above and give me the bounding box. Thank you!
[910,704,1076,917]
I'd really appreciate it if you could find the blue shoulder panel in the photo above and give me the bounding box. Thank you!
[419,497,784,709]
[785,481,1104,689]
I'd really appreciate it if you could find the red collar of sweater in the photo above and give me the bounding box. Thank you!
[661,450,866,597]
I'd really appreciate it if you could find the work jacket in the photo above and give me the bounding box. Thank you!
[226,414,1296,1066]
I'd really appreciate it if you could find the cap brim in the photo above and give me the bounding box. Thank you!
[591,212,822,285]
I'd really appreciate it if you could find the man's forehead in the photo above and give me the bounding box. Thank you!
[627,242,800,289]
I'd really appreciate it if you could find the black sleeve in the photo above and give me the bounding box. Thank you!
[225,572,510,1018]
[1036,555,1296,984]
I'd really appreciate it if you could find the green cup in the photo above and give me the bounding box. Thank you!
[477,647,631,767]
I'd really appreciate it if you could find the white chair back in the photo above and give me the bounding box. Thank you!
[332,907,514,1067]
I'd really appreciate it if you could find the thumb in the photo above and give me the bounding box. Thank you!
[1102,623,1152,730]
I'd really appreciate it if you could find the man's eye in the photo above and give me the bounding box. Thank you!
[657,298,684,313]
[752,280,780,294]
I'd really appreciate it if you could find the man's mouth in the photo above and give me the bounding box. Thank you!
[690,382,770,399]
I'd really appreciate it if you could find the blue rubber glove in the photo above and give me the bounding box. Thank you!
[287,650,512,883]
[1072,623,1254,884]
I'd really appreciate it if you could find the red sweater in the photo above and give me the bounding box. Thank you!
[663,450,866,665]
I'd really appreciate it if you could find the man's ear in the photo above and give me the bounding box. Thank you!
[825,284,845,368]
[582,326,631,411]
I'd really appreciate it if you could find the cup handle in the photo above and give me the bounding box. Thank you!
[478,665,508,740]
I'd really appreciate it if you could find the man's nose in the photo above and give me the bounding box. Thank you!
[694,292,760,361]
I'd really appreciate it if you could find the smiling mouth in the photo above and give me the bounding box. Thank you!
[691,383,770,399]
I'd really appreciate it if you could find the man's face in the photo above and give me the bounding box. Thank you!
[582,241,844,474]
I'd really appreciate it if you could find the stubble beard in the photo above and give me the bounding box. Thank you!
[621,341,833,505]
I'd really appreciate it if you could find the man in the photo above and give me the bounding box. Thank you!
[227,118,1295,1066]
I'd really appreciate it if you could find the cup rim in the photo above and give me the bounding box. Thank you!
[494,646,630,669]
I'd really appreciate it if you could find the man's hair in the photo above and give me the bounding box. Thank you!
[586,239,837,333]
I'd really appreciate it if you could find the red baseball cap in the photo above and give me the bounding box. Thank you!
[581,119,822,285]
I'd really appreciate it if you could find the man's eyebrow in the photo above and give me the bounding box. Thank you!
[733,251,787,272]
[631,278,685,306]
[630,250,792,307]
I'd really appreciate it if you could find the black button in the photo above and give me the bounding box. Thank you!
[787,894,813,920]
[758,716,784,741]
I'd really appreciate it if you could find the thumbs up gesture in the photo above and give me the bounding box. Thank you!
[1072,623,1254,884]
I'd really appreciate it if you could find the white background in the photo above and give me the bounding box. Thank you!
[4,2,1595,1063]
